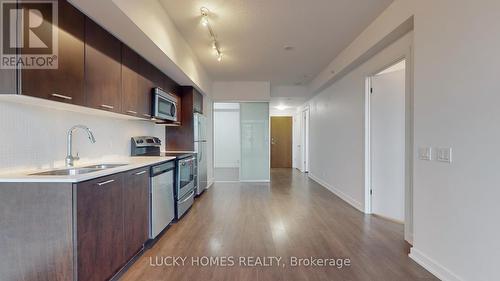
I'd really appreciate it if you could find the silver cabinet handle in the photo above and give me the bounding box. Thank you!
[100,104,114,109]
[51,93,72,100]
[126,110,137,115]
[142,113,151,118]
[134,170,147,176]
[97,179,115,186]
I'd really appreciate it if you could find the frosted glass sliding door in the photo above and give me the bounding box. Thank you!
[239,102,270,181]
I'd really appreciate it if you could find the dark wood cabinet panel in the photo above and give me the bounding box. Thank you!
[121,45,140,117]
[21,0,85,105]
[85,18,122,113]
[123,168,150,261]
[137,58,154,119]
[166,86,202,151]
[77,174,125,281]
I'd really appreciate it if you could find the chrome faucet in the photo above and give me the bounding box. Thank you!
[65,125,96,167]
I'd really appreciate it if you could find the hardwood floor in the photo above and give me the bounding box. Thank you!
[120,169,437,281]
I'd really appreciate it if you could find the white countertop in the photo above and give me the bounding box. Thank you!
[0,156,176,183]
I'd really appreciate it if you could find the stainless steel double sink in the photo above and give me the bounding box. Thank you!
[30,164,128,176]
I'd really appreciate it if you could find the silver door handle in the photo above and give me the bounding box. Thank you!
[134,171,147,176]
[179,191,195,204]
[51,93,72,100]
[126,110,137,115]
[100,104,114,109]
[97,179,115,186]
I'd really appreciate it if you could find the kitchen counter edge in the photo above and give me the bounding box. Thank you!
[0,156,176,183]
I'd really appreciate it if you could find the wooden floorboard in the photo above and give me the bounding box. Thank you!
[120,168,438,281]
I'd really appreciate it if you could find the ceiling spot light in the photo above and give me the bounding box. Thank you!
[201,17,209,26]
[275,105,288,111]
[200,7,223,62]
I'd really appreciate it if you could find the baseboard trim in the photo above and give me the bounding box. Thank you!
[239,180,270,183]
[409,248,463,281]
[207,179,214,189]
[308,173,364,213]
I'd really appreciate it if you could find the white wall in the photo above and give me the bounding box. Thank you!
[409,1,500,280]
[214,110,240,168]
[306,0,500,280]
[305,32,412,213]
[271,85,308,98]
[212,81,271,101]
[0,100,164,174]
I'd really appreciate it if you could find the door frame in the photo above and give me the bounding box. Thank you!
[301,107,310,173]
[212,102,241,183]
[364,45,414,243]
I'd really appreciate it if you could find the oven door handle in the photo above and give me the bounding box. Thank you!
[179,190,195,204]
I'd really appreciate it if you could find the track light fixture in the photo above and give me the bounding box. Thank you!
[200,7,223,62]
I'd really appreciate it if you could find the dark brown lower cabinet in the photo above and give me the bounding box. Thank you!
[77,174,125,281]
[76,168,150,281]
[123,168,150,261]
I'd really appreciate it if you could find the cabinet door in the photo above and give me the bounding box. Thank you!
[138,58,154,119]
[21,0,85,105]
[123,168,150,260]
[121,45,140,117]
[77,174,124,281]
[85,18,122,113]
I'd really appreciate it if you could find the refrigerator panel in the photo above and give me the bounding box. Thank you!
[199,142,208,190]
[194,113,207,142]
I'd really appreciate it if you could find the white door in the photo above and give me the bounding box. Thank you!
[371,63,406,222]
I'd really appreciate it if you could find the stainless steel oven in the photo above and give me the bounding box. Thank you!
[177,156,196,198]
[176,156,196,219]
[152,88,178,121]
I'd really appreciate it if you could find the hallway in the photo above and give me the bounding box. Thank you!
[120,169,437,281]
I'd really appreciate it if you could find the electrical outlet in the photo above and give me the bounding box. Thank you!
[436,147,452,163]
[418,147,432,161]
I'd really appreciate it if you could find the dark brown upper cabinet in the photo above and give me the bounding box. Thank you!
[85,18,122,113]
[121,45,141,117]
[21,0,85,105]
[165,86,203,151]
[0,0,184,121]
[138,59,156,119]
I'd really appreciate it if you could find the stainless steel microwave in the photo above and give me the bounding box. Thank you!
[152,88,178,121]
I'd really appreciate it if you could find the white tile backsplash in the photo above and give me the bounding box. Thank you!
[0,100,165,173]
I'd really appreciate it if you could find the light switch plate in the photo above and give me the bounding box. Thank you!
[418,147,432,161]
[437,147,452,163]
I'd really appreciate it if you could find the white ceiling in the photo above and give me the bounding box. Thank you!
[159,0,393,86]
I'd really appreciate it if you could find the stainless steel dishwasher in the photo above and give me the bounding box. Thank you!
[150,161,175,239]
